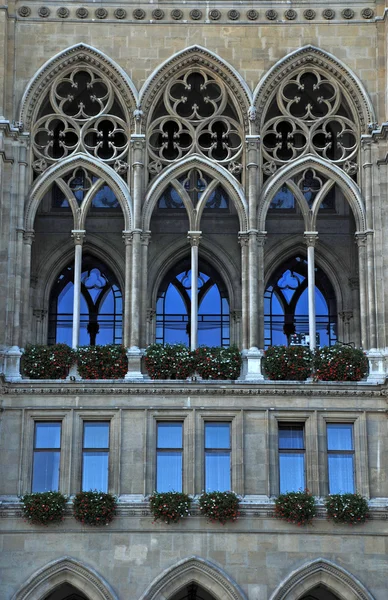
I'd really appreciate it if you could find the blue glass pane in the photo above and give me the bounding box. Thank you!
[157,423,182,448]
[328,455,354,493]
[99,290,114,313]
[279,426,304,449]
[205,453,231,491]
[157,452,182,492]
[327,424,353,450]
[270,187,295,209]
[84,422,109,448]
[199,285,221,313]
[165,284,187,314]
[58,282,74,311]
[279,453,305,493]
[92,185,119,208]
[205,423,230,449]
[35,422,61,449]
[32,452,60,492]
[82,452,108,492]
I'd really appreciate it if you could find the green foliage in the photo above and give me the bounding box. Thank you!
[194,345,242,380]
[20,491,67,525]
[149,491,191,524]
[274,490,316,526]
[314,345,368,381]
[263,346,313,380]
[21,344,75,379]
[198,491,240,524]
[144,344,194,379]
[76,345,128,379]
[73,491,117,526]
[325,493,369,525]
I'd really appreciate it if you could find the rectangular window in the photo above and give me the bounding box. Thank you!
[32,422,61,492]
[327,423,354,493]
[156,422,183,492]
[82,422,110,492]
[278,424,305,493]
[205,422,231,491]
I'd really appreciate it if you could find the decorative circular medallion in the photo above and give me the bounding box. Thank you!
[95,8,108,19]
[265,9,278,20]
[133,8,145,19]
[322,8,335,19]
[152,8,164,19]
[303,9,316,20]
[342,8,354,19]
[114,8,126,19]
[361,7,374,18]
[209,9,221,20]
[171,9,183,19]
[18,6,31,16]
[57,7,69,18]
[76,7,89,18]
[190,9,202,20]
[228,9,240,20]
[284,9,297,20]
[246,9,258,20]
[38,6,50,17]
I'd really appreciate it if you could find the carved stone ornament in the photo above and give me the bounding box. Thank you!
[266,9,278,20]
[263,161,277,175]
[18,6,31,17]
[148,160,163,175]
[228,161,243,175]
[361,8,374,19]
[322,8,335,19]
[133,8,146,19]
[38,6,51,18]
[114,159,129,174]
[248,106,257,121]
[228,10,240,20]
[114,8,126,19]
[171,9,183,20]
[246,9,258,20]
[190,9,202,20]
[32,158,48,173]
[152,8,164,19]
[95,8,108,19]
[76,7,89,18]
[209,9,221,20]
[284,9,297,20]
[342,8,354,19]
[57,7,69,18]
[303,9,316,20]
[344,160,358,175]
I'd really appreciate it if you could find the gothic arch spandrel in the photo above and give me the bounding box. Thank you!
[253,45,375,133]
[139,556,248,600]
[12,557,118,600]
[269,559,376,600]
[19,43,138,131]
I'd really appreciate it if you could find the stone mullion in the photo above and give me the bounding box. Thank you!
[349,277,361,347]
[188,232,201,351]
[21,231,34,345]
[122,231,132,348]
[71,230,85,349]
[257,232,267,349]
[304,232,319,351]
[140,231,151,348]
[129,229,142,349]
[355,233,368,349]
[362,141,377,349]
[12,143,28,347]
[238,233,249,349]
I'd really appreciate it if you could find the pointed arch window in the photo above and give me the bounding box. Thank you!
[48,256,122,346]
[157,170,230,211]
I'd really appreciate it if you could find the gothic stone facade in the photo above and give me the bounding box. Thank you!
[0,1,388,600]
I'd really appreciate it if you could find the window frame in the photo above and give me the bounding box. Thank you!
[32,421,62,493]
[82,420,110,493]
[326,422,355,494]
[278,422,306,494]
[204,421,232,492]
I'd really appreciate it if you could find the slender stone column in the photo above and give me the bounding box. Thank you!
[238,232,249,349]
[146,309,156,346]
[304,232,319,351]
[355,232,368,349]
[12,143,28,347]
[257,231,267,349]
[188,231,201,351]
[122,231,132,348]
[33,309,47,344]
[21,230,34,344]
[338,311,353,345]
[129,229,142,349]
[71,230,85,349]
[140,231,151,348]
[248,229,259,349]
[349,277,361,346]
[362,140,377,349]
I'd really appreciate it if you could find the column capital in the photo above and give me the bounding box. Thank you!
[187,231,202,246]
[122,230,133,245]
[355,231,367,247]
[23,230,35,245]
[238,231,249,247]
[141,231,151,245]
[338,310,353,324]
[304,231,319,247]
[71,230,86,245]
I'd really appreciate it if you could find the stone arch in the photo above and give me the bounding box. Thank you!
[25,154,133,231]
[269,558,375,600]
[19,43,138,130]
[253,45,375,133]
[138,45,252,131]
[142,155,248,231]
[258,155,366,232]
[12,556,118,600]
[139,556,248,600]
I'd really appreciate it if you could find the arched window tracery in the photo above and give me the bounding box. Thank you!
[147,70,244,181]
[157,169,230,211]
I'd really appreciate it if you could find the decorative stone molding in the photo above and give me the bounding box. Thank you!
[322,9,335,19]
[209,9,221,20]
[57,7,69,18]
[228,10,240,20]
[18,6,31,17]
[133,8,145,20]
[361,8,374,19]
[190,9,202,20]
[76,7,88,19]
[38,6,50,18]
[266,10,278,20]
[12,557,118,600]
[246,9,258,20]
[171,9,183,20]
[342,8,355,19]
[114,8,126,19]
[152,8,164,20]
[303,9,316,20]
[95,8,108,19]
[284,10,297,20]
[304,231,319,248]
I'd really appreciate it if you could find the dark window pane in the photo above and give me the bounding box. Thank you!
[279,425,304,449]
[157,423,182,448]
[328,455,354,493]
[82,452,109,492]
[156,452,182,492]
[279,453,305,493]
[35,422,61,449]
[327,424,353,450]
[205,423,230,449]
[32,451,60,492]
[205,453,231,491]
[84,422,109,448]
